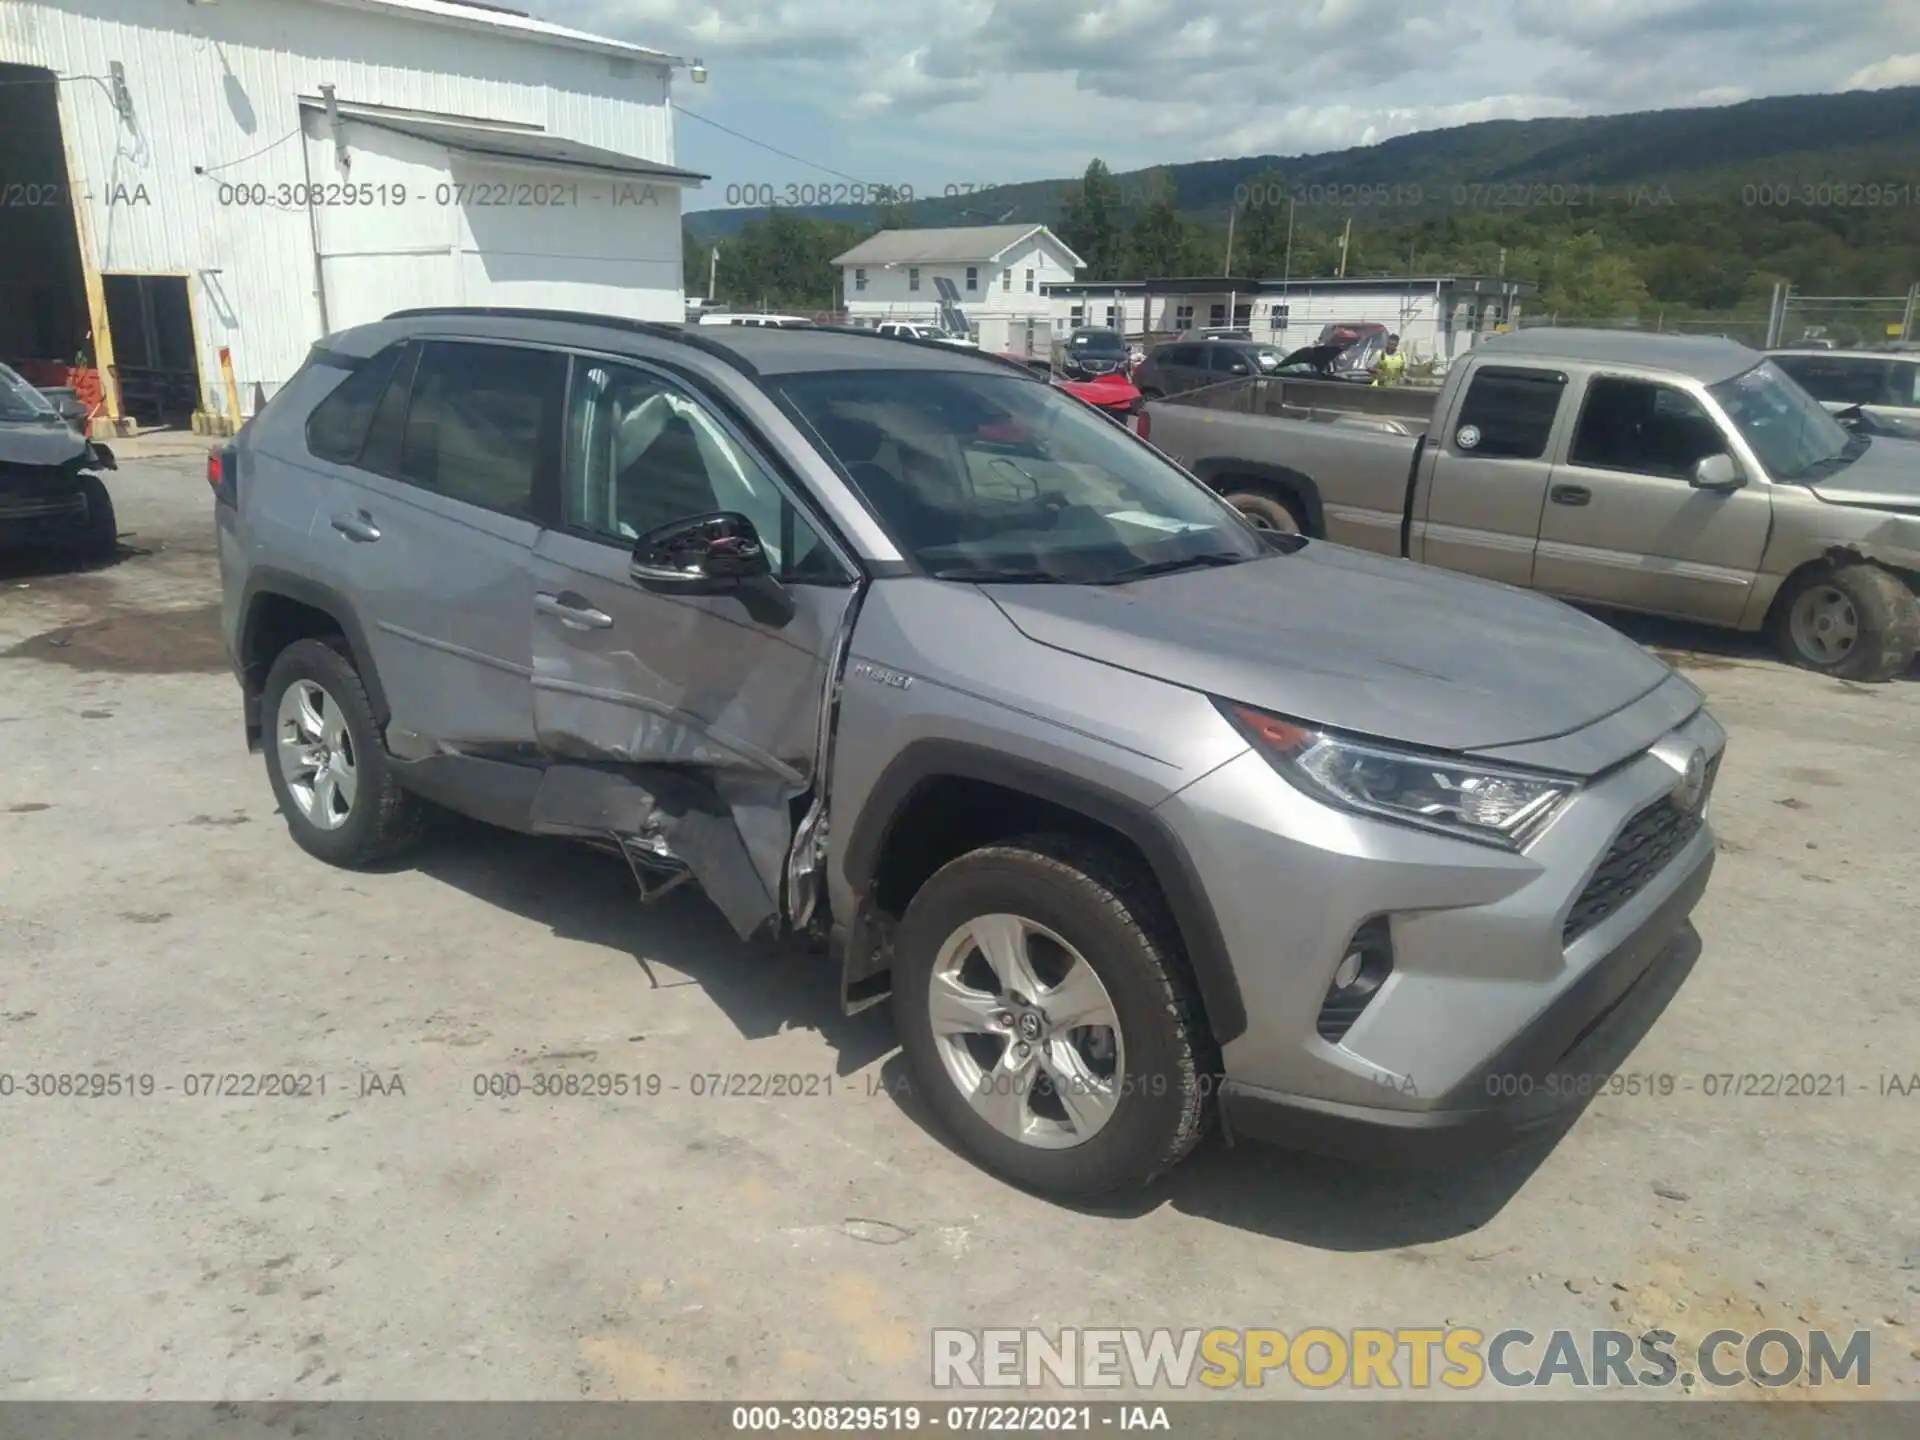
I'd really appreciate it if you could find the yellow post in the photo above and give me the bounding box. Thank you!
[220,346,243,431]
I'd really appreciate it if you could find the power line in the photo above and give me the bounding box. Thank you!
[669,100,869,186]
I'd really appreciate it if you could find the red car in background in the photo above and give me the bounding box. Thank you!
[1054,369,1141,424]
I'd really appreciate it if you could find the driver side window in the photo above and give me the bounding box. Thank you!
[1570,377,1725,480]
[561,360,844,582]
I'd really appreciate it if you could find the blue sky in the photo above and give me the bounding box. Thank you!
[550,0,1919,209]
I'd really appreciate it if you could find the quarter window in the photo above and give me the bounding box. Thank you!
[304,344,405,465]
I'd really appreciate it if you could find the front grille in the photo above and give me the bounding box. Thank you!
[1562,756,1717,945]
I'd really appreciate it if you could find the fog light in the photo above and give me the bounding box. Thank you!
[1333,949,1364,990]
[1316,917,1394,1044]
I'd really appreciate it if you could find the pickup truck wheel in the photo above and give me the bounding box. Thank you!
[892,835,1212,1199]
[1223,489,1304,536]
[1771,563,1920,682]
[261,639,425,868]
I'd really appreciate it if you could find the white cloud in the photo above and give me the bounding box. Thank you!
[548,0,1920,180]
[1845,53,1920,90]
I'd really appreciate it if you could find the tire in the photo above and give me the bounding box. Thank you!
[65,474,119,561]
[1769,562,1920,682]
[260,638,424,868]
[1222,487,1305,536]
[891,835,1214,1199]
[1138,387,1163,400]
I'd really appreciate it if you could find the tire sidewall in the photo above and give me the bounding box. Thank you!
[69,475,118,559]
[261,640,391,866]
[893,848,1201,1196]
[1225,490,1303,535]
[1774,565,1916,680]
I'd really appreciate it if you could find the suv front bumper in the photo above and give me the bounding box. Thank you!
[1162,706,1724,1163]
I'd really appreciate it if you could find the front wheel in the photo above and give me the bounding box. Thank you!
[1770,562,1919,682]
[1223,488,1304,536]
[67,474,119,561]
[891,836,1213,1199]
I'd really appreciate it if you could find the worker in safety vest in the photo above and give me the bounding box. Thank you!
[1370,333,1406,386]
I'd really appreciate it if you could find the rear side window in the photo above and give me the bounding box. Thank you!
[1452,365,1567,459]
[397,342,566,518]
[304,345,405,465]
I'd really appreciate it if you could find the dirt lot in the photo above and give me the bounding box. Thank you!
[1,449,1916,1401]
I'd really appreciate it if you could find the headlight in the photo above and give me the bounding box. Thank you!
[1223,703,1575,849]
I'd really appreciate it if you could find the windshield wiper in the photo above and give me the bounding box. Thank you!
[1095,551,1254,584]
[929,565,1070,583]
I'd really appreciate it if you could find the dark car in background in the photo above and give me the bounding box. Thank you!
[1051,326,1132,380]
[1133,337,1284,397]
[0,360,119,561]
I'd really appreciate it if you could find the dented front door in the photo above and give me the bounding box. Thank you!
[528,356,858,939]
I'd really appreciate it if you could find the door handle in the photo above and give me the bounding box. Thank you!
[1549,484,1591,507]
[330,510,381,542]
[535,591,613,630]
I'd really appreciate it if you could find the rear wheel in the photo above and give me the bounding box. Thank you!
[891,836,1213,1199]
[1770,562,1919,681]
[1223,487,1305,536]
[261,639,425,867]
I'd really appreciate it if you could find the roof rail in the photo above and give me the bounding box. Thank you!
[382,306,759,378]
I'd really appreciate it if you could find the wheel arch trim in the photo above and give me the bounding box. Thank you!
[239,569,392,738]
[840,738,1247,1045]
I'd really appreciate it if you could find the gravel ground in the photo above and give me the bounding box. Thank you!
[1,448,1915,1403]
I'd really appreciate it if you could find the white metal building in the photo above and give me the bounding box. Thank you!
[832,225,1083,355]
[0,0,701,429]
[1044,275,1537,366]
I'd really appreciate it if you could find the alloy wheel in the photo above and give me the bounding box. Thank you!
[926,912,1126,1149]
[275,679,358,831]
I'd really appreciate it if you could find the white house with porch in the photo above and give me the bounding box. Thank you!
[833,225,1083,355]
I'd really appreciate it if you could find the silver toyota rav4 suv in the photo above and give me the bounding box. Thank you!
[217,307,1723,1199]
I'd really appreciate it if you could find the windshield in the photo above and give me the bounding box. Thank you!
[1069,330,1128,357]
[777,369,1267,582]
[0,363,60,423]
[1708,360,1853,480]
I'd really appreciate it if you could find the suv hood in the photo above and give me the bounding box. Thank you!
[985,542,1673,756]
[1805,434,1920,511]
[0,419,91,471]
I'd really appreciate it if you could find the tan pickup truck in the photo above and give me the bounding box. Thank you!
[1136,328,1920,681]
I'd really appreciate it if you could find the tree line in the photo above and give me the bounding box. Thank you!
[685,159,1920,335]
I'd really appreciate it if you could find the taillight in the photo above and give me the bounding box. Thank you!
[208,446,237,507]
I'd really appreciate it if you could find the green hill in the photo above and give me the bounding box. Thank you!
[685,85,1920,241]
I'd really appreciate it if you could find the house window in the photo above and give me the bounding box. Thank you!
[1269,303,1289,331]
[909,267,920,292]
[1025,269,1035,293]
[1002,269,1012,292]
[1105,305,1120,330]
[1174,304,1194,330]
[1208,303,1227,326]
[1070,304,1084,324]
[966,266,979,292]
[854,268,867,293]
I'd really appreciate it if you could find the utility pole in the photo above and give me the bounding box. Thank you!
[1281,198,1296,294]
[1337,217,1353,279]
[708,243,719,301]
[1223,202,1236,278]
[1903,280,1918,342]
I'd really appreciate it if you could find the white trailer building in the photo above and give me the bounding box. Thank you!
[1045,275,1538,367]
[0,0,702,431]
